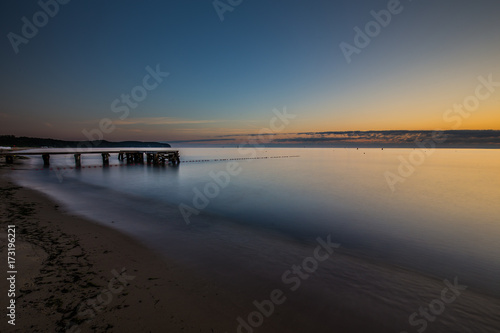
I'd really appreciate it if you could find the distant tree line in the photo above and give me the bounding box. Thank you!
[0,135,171,148]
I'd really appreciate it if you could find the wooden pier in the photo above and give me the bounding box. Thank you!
[1,149,180,167]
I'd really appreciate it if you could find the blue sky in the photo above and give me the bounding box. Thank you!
[1,0,499,143]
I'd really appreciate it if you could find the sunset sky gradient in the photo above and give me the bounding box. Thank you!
[0,0,499,145]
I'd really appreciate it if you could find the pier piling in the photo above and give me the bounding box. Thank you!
[42,154,50,166]
[102,153,110,166]
[134,153,144,164]
[74,154,81,167]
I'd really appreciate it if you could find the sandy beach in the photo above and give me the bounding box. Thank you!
[0,166,240,333]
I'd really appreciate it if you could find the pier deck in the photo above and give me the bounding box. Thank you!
[1,149,180,166]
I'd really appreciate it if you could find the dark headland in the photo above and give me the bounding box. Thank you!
[0,135,170,149]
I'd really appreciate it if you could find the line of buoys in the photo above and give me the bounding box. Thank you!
[180,155,299,163]
[11,155,300,171]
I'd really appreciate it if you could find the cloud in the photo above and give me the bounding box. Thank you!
[271,130,500,147]
[217,133,278,138]
[113,117,222,126]
[177,130,500,148]
[168,138,234,143]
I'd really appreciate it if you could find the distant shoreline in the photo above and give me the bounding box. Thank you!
[0,135,171,149]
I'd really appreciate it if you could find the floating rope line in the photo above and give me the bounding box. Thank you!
[180,155,300,163]
[8,155,300,171]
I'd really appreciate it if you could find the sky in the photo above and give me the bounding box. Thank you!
[0,0,499,145]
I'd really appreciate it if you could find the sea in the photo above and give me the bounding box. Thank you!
[9,147,500,332]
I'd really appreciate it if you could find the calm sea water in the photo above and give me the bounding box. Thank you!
[9,147,500,330]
